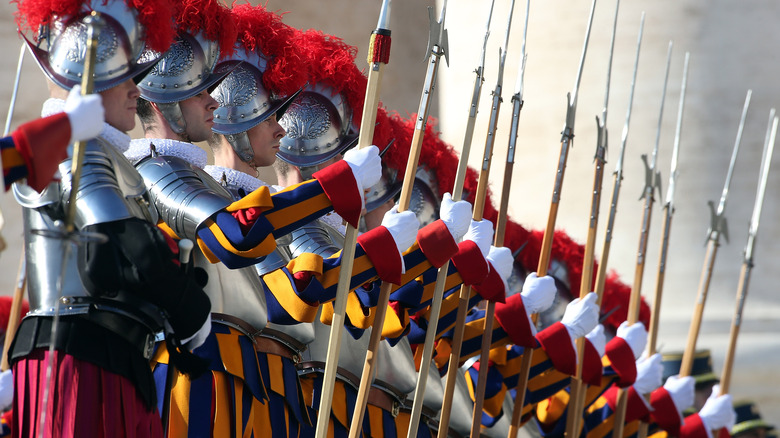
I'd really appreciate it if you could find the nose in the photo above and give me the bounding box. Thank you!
[272,117,286,138]
[206,94,219,111]
[128,82,140,100]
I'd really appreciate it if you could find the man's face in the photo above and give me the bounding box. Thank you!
[179,91,219,142]
[246,113,286,167]
[100,79,140,133]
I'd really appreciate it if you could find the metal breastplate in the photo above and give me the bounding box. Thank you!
[14,139,159,316]
[375,338,417,396]
[449,368,475,436]
[135,155,231,241]
[301,308,369,385]
[264,321,315,347]
[193,247,268,330]
[287,219,345,259]
[406,361,444,416]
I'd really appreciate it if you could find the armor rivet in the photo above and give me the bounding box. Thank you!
[253,109,258,113]
[161,84,166,89]
[147,81,153,86]
[240,114,245,118]
[60,297,71,304]
[187,80,192,85]
[174,84,179,88]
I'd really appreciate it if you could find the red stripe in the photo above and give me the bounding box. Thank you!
[494,294,536,348]
[416,220,458,268]
[12,113,70,193]
[357,226,402,284]
[651,387,682,435]
[605,337,637,388]
[451,240,489,285]
[582,339,604,386]
[537,322,576,375]
[312,160,361,228]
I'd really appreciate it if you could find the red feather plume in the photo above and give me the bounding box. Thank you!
[14,0,176,53]
[175,0,237,58]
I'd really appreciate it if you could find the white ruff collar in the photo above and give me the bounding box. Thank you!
[126,138,207,168]
[41,98,130,153]
[203,165,271,194]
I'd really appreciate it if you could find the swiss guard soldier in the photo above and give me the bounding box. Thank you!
[9,0,212,436]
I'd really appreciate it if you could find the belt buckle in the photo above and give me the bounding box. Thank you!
[391,400,400,418]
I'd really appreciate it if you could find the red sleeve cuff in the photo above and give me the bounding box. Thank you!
[494,293,536,347]
[357,225,403,284]
[312,160,362,228]
[625,386,652,423]
[606,337,637,387]
[472,264,506,303]
[680,414,710,438]
[13,113,71,192]
[451,240,489,285]
[651,387,682,435]
[537,322,576,375]
[582,338,604,386]
[416,219,458,268]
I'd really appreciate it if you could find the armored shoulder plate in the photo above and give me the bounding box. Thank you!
[16,138,155,227]
[136,155,231,241]
[286,219,345,259]
[375,337,417,396]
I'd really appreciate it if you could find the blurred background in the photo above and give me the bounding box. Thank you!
[1,0,778,423]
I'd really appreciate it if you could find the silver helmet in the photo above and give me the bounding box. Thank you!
[407,165,441,227]
[211,48,301,163]
[24,0,162,93]
[138,31,240,133]
[277,83,358,168]
[363,141,403,213]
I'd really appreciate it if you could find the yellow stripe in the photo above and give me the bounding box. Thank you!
[320,302,334,325]
[381,305,406,339]
[224,186,273,212]
[169,370,192,437]
[156,221,180,240]
[216,330,246,381]
[243,400,256,438]
[287,252,324,275]
[1,148,24,168]
[197,237,221,263]
[367,404,384,437]
[265,191,332,230]
[346,292,375,329]
[205,219,278,259]
[264,268,319,323]
[212,371,232,437]
[268,354,285,396]
[331,381,349,429]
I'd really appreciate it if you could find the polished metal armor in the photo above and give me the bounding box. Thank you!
[13,138,164,349]
[211,49,300,163]
[277,83,358,168]
[135,154,231,241]
[375,337,417,399]
[24,0,162,93]
[138,31,239,134]
[408,165,441,228]
[286,220,345,259]
[300,309,370,389]
[404,360,444,427]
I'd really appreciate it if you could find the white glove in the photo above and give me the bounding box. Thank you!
[381,206,420,255]
[343,145,382,201]
[439,193,472,241]
[0,369,12,411]
[634,353,663,395]
[487,246,513,287]
[698,385,736,433]
[462,219,494,257]
[181,317,212,351]
[64,85,104,143]
[561,292,599,340]
[663,375,695,414]
[585,324,606,357]
[616,320,648,360]
[521,273,557,315]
